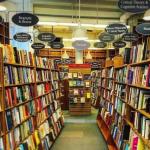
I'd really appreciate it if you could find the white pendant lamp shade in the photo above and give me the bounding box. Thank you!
[62,50,69,59]
[72,27,88,41]
[0,5,7,11]
[86,51,92,59]
[143,9,150,20]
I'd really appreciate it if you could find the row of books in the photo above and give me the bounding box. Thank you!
[4,66,35,85]
[36,70,51,82]
[36,83,51,96]
[116,67,128,83]
[5,85,35,108]
[69,89,91,98]
[127,65,150,87]
[69,80,90,87]
[115,84,126,99]
[51,71,60,81]
[123,37,150,64]
[35,57,50,69]
[70,97,86,104]
[68,72,91,80]
[3,45,34,66]
[106,80,113,90]
[114,97,126,116]
[128,88,150,113]
[5,101,35,131]
[99,107,113,128]
[100,98,114,115]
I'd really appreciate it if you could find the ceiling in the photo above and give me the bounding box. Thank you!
[32,0,124,48]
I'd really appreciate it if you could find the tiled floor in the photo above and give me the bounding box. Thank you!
[51,108,108,150]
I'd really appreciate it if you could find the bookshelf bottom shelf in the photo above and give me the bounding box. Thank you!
[50,126,64,149]
[97,119,118,150]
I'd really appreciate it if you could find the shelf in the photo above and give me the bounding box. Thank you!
[36,66,50,70]
[115,81,126,85]
[128,84,150,90]
[126,103,150,119]
[5,82,35,87]
[114,64,128,69]
[124,118,150,148]
[130,59,150,67]
[36,80,51,84]
[4,62,35,68]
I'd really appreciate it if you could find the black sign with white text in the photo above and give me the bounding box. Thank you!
[12,13,39,26]
[13,32,31,42]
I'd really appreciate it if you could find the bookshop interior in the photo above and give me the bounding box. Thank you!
[0,0,150,150]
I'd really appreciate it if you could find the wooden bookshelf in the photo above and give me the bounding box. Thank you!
[68,64,91,116]
[0,22,9,44]
[0,46,64,149]
[97,57,150,149]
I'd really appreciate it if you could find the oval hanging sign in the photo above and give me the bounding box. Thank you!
[113,41,126,48]
[31,43,45,50]
[94,42,107,48]
[12,13,39,27]
[106,23,128,35]
[123,33,139,42]
[72,40,90,50]
[99,33,114,42]
[118,0,150,13]
[51,42,64,49]
[38,33,56,42]
[136,23,150,36]
[13,32,31,42]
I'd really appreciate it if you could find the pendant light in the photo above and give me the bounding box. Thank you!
[62,50,69,59]
[86,50,92,59]
[143,9,150,20]
[72,0,88,41]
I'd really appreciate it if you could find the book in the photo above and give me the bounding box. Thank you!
[5,110,13,131]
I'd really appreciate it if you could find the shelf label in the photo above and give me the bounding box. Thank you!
[99,32,114,42]
[50,42,64,49]
[106,23,128,35]
[113,41,126,48]
[94,42,107,48]
[12,13,39,26]
[72,40,90,50]
[123,33,139,42]
[118,0,150,13]
[13,32,31,42]
[38,33,56,42]
[31,43,45,49]
[136,23,150,35]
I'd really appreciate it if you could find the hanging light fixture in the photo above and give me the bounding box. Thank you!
[143,9,150,20]
[72,0,88,41]
[86,50,92,59]
[62,50,69,59]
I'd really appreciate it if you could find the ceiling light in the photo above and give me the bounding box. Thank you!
[0,5,7,11]
[72,27,88,41]
[62,50,69,59]
[143,9,150,20]
[86,51,92,59]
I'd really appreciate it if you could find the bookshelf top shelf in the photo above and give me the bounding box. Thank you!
[4,62,35,68]
[114,64,128,69]
[130,59,150,67]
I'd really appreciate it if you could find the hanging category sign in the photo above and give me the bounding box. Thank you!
[123,33,139,42]
[136,23,150,36]
[91,62,101,69]
[13,32,31,42]
[118,0,150,13]
[72,40,90,50]
[31,43,45,50]
[38,33,56,42]
[12,13,39,26]
[99,33,114,42]
[106,23,128,35]
[94,42,107,48]
[113,41,126,48]
[50,42,64,49]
